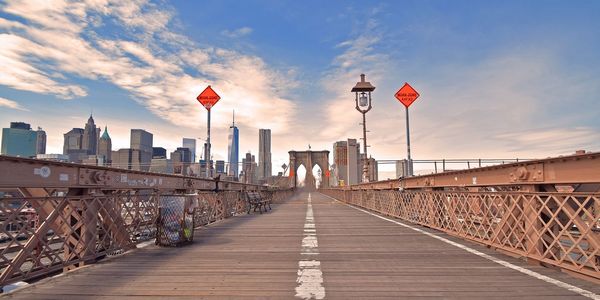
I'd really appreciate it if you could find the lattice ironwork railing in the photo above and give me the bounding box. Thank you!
[0,189,294,286]
[321,189,600,280]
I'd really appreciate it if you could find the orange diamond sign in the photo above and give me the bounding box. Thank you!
[197,85,221,110]
[395,83,420,108]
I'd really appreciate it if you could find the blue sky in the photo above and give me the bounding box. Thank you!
[1,0,599,176]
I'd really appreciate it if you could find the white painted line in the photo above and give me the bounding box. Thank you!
[296,193,326,300]
[320,193,600,300]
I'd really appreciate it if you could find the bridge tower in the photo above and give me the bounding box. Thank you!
[288,150,330,190]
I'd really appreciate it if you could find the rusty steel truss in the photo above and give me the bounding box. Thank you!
[322,152,600,282]
[0,156,294,287]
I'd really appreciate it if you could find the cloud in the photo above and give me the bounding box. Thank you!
[0,96,28,111]
[0,0,296,133]
[221,27,253,38]
[312,14,600,163]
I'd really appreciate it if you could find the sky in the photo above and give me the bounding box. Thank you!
[1,0,599,178]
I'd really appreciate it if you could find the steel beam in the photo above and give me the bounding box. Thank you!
[345,152,600,190]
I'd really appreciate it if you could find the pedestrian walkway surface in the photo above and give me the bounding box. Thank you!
[4,192,600,299]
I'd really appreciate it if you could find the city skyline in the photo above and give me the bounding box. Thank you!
[1,1,600,175]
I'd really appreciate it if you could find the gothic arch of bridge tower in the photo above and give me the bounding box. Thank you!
[288,150,330,190]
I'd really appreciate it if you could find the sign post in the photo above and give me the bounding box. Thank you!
[196,85,221,178]
[394,83,420,176]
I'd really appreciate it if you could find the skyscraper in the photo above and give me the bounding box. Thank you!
[227,111,239,179]
[152,147,167,159]
[82,115,98,155]
[241,152,257,184]
[98,126,112,165]
[1,122,37,157]
[258,129,272,180]
[130,129,153,153]
[347,138,360,185]
[130,129,153,171]
[182,138,196,162]
[171,147,192,175]
[63,128,87,162]
[36,127,46,155]
[333,141,348,185]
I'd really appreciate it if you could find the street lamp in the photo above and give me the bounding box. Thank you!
[351,74,375,183]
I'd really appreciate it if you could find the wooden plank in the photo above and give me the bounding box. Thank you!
[4,192,599,299]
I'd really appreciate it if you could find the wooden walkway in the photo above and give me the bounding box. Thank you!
[3,192,600,299]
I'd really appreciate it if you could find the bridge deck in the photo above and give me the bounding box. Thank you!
[4,192,599,299]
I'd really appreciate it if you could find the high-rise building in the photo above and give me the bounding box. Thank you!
[333,141,348,186]
[152,147,167,159]
[182,138,196,162]
[367,156,378,182]
[130,129,153,153]
[111,148,133,170]
[98,126,112,165]
[395,160,408,178]
[1,122,37,157]
[36,127,46,155]
[215,160,225,174]
[63,128,86,163]
[63,128,83,153]
[82,115,98,155]
[227,111,239,179]
[241,151,257,184]
[258,129,272,180]
[171,147,192,175]
[130,129,153,171]
[150,158,173,174]
[347,138,360,185]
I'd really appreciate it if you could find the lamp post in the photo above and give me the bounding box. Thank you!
[351,74,376,183]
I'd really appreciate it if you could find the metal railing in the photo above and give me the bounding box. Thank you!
[321,189,600,280]
[0,156,294,287]
[0,189,293,287]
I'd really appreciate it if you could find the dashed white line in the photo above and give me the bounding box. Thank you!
[321,193,600,300]
[295,193,326,300]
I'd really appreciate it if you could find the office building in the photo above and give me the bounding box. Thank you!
[36,154,69,162]
[367,156,378,182]
[1,122,37,157]
[36,127,46,155]
[82,115,98,155]
[227,111,239,179]
[396,160,408,178]
[215,160,225,174]
[152,147,167,159]
[182,138,196,162]
[112,148,133,170]
[150,158,173,174]
[333,141,348,186]
[63,128,84,154]
[98,126,112,165]
[241,152,257,184]
[346,139,361,185]
[130,129,153,171]
[171,147,192,175]
[131,129,153,153]
[199,159,214,178]
[258,129,272,180]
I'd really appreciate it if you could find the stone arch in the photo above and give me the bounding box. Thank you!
[289,150,330,190]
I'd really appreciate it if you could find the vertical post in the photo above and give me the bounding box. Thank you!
[362,112,369,183]
[405,106,413,176]
[206,108,211,178]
